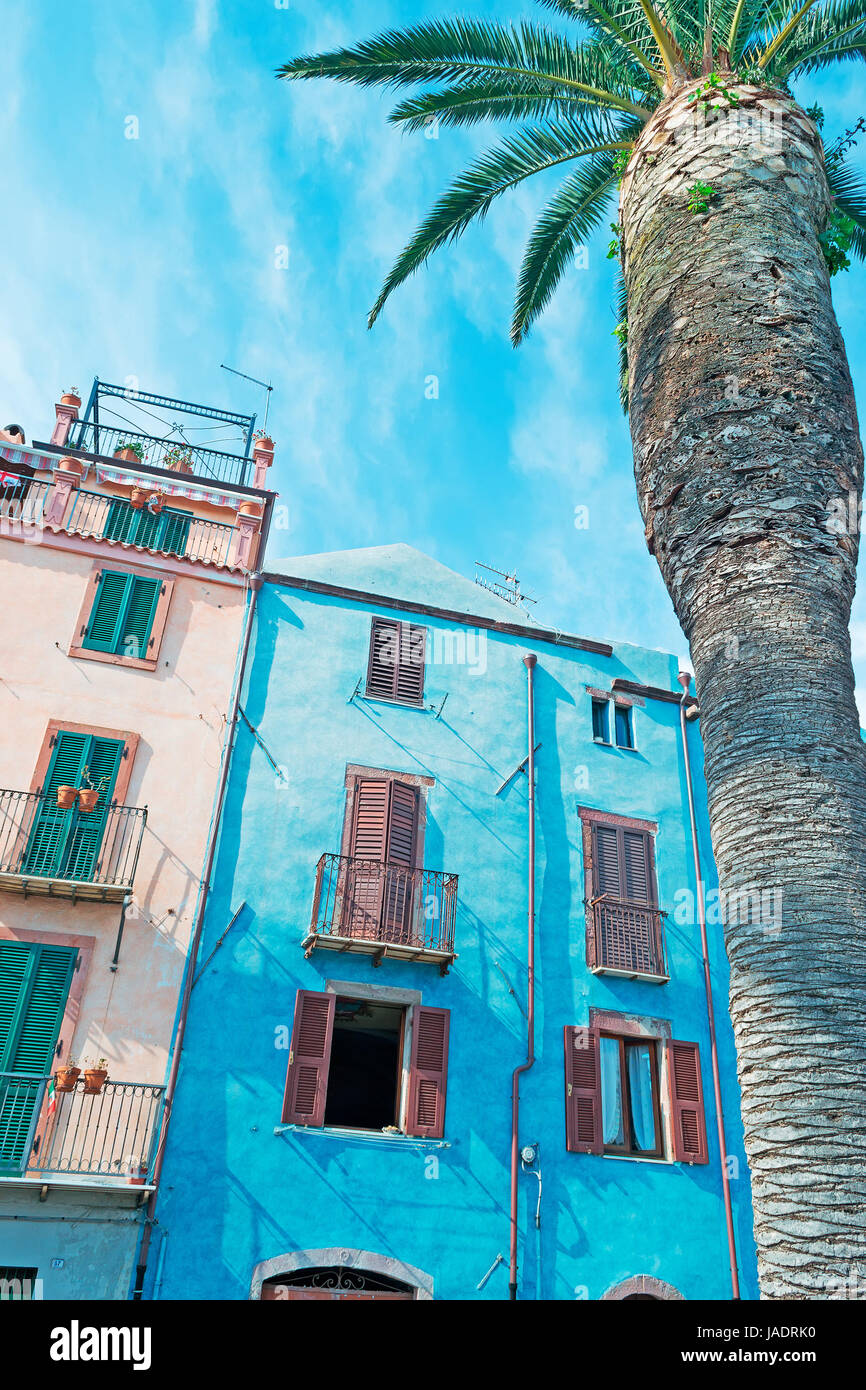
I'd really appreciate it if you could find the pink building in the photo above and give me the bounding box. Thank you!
[0,380,275,1299]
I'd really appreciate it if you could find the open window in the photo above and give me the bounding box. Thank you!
[564,1025,708,1163]
[282,990,450,1138]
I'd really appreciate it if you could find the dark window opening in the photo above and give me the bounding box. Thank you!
[591,699,609,742]
[622,1293,659,1301]
[262,1266,414,1298]
[0,1267,38,1300]
[323,998,404,1131]
[614,704,634,749]
[600,1034,662,1157]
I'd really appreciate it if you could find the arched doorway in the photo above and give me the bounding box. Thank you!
[250,1248,434,1301]
[602,1275,684,1301]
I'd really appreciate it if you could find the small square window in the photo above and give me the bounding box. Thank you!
[591,699,609,743]
[614,704,634,749]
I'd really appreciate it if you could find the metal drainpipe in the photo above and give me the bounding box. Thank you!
[133,571,263,1298]
[509,653,537,1300]
[677,671,740,1301]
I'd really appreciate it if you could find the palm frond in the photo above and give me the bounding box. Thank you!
[389,85,646,133]
[826,153,866,259]
[512,144,636,342]
[534,0,666,85]
[369,116,631,327]
[615,261,630,411]
[777,0,866,75]
[278,18,653,120]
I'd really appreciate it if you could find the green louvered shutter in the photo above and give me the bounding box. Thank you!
[0,942,77,1172]
[120,575,161,658]
[158,508,192,557]
[82,571,130,652]
[134,508,162,550]
[61,737,124,881]
[21,732,89,876]
[82,572,160,657]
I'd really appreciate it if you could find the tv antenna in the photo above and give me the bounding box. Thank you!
[220,363,273,430]
[474,561,537,608]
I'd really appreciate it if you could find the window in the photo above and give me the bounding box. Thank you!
[81,570,162,659]
[343,776,420,941]
[591,820,656,905]
[23,731,125,882]
[600,1034,662,1156]
[591,698,609,742]
[564,1025,708,1164]
[366,617,426,705]
[282,990,450,1138]
[614,703,634,749]
[0,1268,38,1301]
[103,498,192,558]
[0,941,77,1173]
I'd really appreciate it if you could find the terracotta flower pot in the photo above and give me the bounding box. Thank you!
[60,393,81,409]
[130,487,147,510]
[238,501,263,518]
[83,1068,108,1095]
[115,447,141,464]
[56,786,79,810]
[127,1161,148,1186]
[168,456,194,474]
[255,436,274,452]
[55,1067,80,1093]
[78,788,100,813]
[59,456,85,477]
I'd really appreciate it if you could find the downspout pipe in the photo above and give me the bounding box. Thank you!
[133,571,264,1298]
[677,671,740,1301]
[509,653,537,1300]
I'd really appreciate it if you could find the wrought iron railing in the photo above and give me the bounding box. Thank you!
[586,894,668,978]
[0,789,146,891]
[70,420,252,487]
[64,489,237,566]
[0,475,49,533]
[311,853,458,955]
[0,1073,164,1180]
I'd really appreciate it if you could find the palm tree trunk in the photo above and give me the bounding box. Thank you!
[620,79,866,1298]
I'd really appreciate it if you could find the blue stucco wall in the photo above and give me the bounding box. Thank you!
[153,557,759,1301]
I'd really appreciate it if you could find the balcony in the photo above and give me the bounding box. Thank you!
[69,420,252,489]
[0,1073,164,1187]
[585,894,669,982]
[0,473,239,569]
[0,789,146,902]
[304,853,458,973]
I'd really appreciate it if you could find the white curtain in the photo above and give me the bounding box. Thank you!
[627,1043,656,1151]
[600,1037,625,1146]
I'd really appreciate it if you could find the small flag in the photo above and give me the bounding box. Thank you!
[46,1078,56,1119]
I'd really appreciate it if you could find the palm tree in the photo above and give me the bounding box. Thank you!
[279,2,866,1299]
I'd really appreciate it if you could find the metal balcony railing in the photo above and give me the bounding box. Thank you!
[307,853,458,967]
[586,894,668,980]
[0,475,49,531]
[70,419,252,487]
[0,789,146,901]
[64,489,237,567]
[0,1072,164,1182]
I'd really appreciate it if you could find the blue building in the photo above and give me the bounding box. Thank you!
[148,544,759,1301]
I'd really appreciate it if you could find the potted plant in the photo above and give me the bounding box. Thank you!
[60,388,81,409]
[78,767,109,814]
[56,785,79,810]
[238,500,263,518]
[125,1156,149,1186]
[253,429,274,452]
[55,1060,80,1092]
[130,486,147,510]
[83,1058,108,1094]
[145,491,166,515]
[114,439,145,465]
[164,445,194,474]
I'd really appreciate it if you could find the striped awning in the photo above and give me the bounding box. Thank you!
[94,463,242,507]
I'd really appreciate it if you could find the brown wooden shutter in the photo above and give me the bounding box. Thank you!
[623,829,653,904]
[564,1025,602,1154]
[281,991,335,1127]
[667,1039,709,1164]
[592,823,621,897]
[406,1006,449,1138]
[365,617,426,705]
[350,780,390,860]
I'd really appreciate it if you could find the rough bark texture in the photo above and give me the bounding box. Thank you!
[620,79,866,1299]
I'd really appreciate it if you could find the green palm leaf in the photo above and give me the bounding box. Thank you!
[368,116,635,327]
[826,154,866,259]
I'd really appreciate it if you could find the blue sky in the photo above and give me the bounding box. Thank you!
[3,1,865,702]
